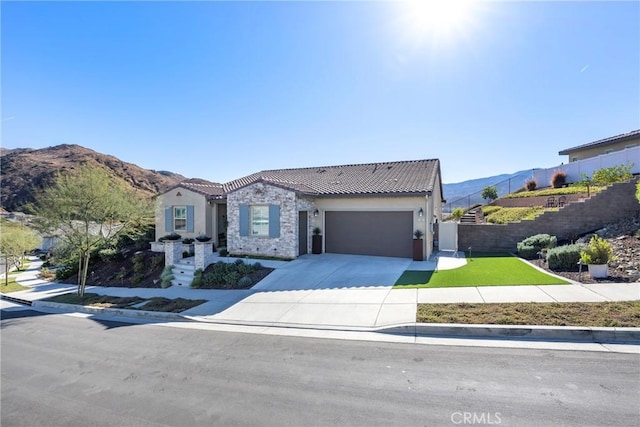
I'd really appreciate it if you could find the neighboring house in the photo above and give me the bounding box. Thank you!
[156,159,444,260]
[559,129,640,163]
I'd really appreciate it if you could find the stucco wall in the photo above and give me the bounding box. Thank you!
[155,187,213,241]
[227,183,300,259]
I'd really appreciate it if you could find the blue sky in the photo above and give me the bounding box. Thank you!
[2,1,639,184]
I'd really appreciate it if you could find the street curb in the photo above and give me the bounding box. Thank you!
[32,301,185,322]
[0,293,33,306]
[377,323,640,344]
[11,299,640,345]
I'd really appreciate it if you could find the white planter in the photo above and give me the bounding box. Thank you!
[588,263,608,279]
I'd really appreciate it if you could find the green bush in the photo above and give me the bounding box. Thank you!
[151,254,164,269]
[223,271,240,286]
[547,244,585,270]
[517,244,538,259]
[234,258,244,266]
[160,265,174,288]
[591,164,633,186]
[252,262,263,270]
[131,273,145,284]
[219,248,228,256]
[238,276,253,287]
[191,268,203,288]
[580,234,613,265]
[517,234,557,259]
[132,253,145,274]
[451,208,464,220]
[98,247,121,262]
[519,234,557,250]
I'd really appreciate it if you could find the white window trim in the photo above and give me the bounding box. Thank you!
[174,206,187,232]
[251,205,269,236]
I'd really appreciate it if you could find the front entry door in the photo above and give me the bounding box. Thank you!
[298,211,308,256]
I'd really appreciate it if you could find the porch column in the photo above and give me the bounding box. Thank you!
[164,241,183,267]
[194,242,215,270]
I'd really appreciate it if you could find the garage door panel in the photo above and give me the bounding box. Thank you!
[325,211,412,258]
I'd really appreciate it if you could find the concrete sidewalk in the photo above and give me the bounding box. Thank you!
[3,255,639,331]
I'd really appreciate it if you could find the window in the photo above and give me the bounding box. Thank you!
[174,206,187,231]
[251,205,269,236]
[571,157,579,162]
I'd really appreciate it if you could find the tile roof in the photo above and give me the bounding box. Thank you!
[168,181,226,199]
[225,159,441,196]
[169,159,441,199]
[558,129,640,155]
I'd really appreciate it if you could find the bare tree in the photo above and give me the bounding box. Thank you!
[32,166,153,296]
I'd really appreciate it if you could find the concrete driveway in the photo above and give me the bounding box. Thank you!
[193,253,438,328]
[252,253,425,291]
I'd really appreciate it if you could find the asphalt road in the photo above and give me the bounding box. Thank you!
[2,308,639,427]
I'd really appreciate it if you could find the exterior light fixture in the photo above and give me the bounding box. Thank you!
[418,208,424,217]
[313,209,319,217]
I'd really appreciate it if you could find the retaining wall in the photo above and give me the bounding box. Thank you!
[459,177,640,252]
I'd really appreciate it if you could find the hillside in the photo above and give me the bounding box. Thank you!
[443,169,533,212]
[0,144,197,212]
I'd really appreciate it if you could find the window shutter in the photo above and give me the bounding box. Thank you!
[239,204,249,236]
[165,206,173,232]
[187,205,195,233]
[269,204,280,238]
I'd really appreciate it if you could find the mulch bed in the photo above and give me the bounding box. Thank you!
[529,258,634,284]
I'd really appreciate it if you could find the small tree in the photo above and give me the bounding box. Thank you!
[481,185,498,202]
[0,221,40,286]
[451,208,464,221]
[32,166,153,296]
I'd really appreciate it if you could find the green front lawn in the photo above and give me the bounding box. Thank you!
[394,253,569,288]
[0,276,28,293]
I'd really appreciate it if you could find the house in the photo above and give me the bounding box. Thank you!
[156,159,444,260]
[559,129,640,163]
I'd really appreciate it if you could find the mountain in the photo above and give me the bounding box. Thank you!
[443,169,534,212]
[0,144,197,212]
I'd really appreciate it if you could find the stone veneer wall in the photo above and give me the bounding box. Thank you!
[458,177,640,252]
[194,242,217,270]
[227,182,310,259]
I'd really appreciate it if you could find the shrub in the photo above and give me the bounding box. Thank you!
[151,254,164,268]
[219,248,228,257]
[551,171,567,188]
[580,234,613,265]
[525,179,537,191]
[223,271,240,286]
[636,181,640,203]
[131,273,145,284]
[252,262,263,270]
[40,267,55,280]
[160,265,174,288]
[517,244,539,259]
[234,258,245,266]
[182,238,195,244]
[519,234,557,250]
[98,247,121,262]
[547,244,586,270]
[517,234,557,259]
[132,253,145,274]
[591,164,633,186]
[238,276,253,287]
[191,268,203,288]
[451,208,464,220]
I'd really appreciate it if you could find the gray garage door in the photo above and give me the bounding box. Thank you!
[325,211,413,258]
